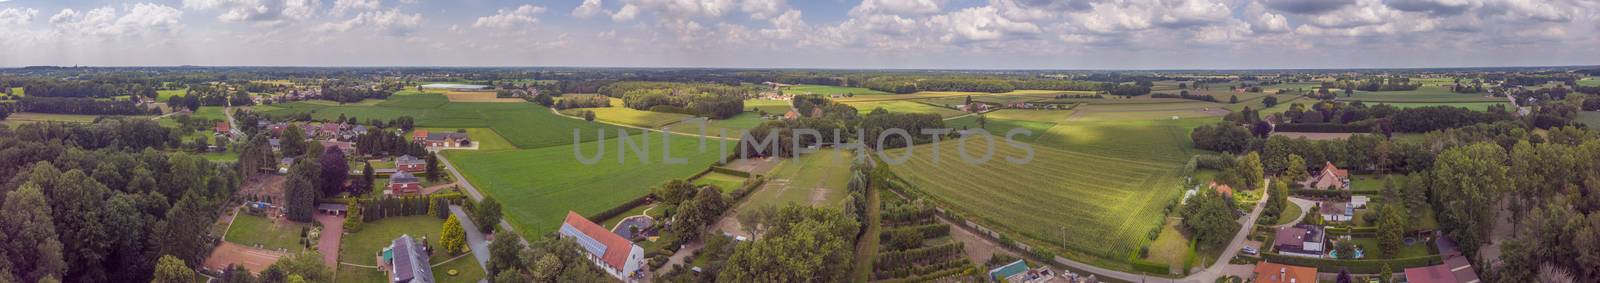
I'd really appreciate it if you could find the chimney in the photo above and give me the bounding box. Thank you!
[1280,267,1286,281]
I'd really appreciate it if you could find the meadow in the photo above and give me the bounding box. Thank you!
[337,216,448,266]
[441,132,728,234]
[1580,78,1600,87]
[0,112,106,126]
[559,103,696,129]
[884,139,1187,268]
[691,171,749,193]
[1068,101,1227,122]
[665,113,769,139]
[983,109,1076,123]
[787,84,891,96]
[1032,118,1209,163]
[844,100,968,118]
[735,150,856,212]
[1577,111,1600,128]
[258,94,632,149]
[943,115,1056,143]
[156,88,187,102]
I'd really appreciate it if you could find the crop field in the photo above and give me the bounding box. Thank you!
[1342,86,1502,103]
[735,150,856,215]
[746,99,793,114]
[441,133,728,234]
[258,94,630,149]
[845,101,967,118]
[1032,118,1209,163]
[884,139,1187,267]
[484,107,635,149]
[983,109,1076,123]
[7,87,22,96]
[1068,101,1228,122]
[376,93,450,108]
[1580,78,1600,87]
[0,112,106,126]
[1576,112,1600,127]
[787,84,891,96]
[445,91,522,103]
[944,115,1056,143]
[1226,94,1306,113]
[1368,102,1509,111]
[559,105,696,128]
[665,113,769,139]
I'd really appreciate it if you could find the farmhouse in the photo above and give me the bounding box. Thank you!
[1304,162,1351,190]
[1319,201,1353,222]
[382,234,434,283]
[558,211,645,282]
[782,110,800,120]
[395,155,426,173]
[1272,224,1325,258]
[387,171,422,195]
[1251,262,1317,283]
[413,130,470,148]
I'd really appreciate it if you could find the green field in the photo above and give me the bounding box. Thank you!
[1033,118,1208,163]
[259,94,638,149]
[1144,218,1190,269]
[1580,78,1600,87]
[484,107,635,149]
[192,106,229,121]
[7,87,22,96]
[787,84,891,96]
[885,139,1187,268]
[1068,101,1226,122]
[1367,102,1508,111]
[0,112,106,126]
[223,214,310,252]
[691,171,748,193]
[156,88,187,102]
[442,132,728,234]
[431,255,488,283]
[983,109,1076,123]
[943,115,1056,143]
[666,112,770,139]
[746,99,792,114]
[1276,201,1303,225]
[337,216,448,266]
[560,105,696,128]
[735,150,856,212]
[844,101,967,118]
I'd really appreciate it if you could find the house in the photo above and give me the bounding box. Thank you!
[558,211,645,281]
[396,155,426,173]
[1272,224,1325,258]
[387,171,422,195]
[320,140,354,154]
[1252,262,1317,283]
[1305,161,1351,190]
[782,110,800,120]
[319,123,344,138]
[278,157,295,174]
[1404,256,1480,283]
[1209,181,1234,198]
[382,234,434,283]
[417,132,469,148]
[808,107,824,118]
[1319,201,1353,222]
[215,122,231,134]
[986,260,1054,283]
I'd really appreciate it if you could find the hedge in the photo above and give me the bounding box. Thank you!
[1291,189,1351,200]
[1262,253,1441,273]
[588,194,652,223]
[709,166,752,178]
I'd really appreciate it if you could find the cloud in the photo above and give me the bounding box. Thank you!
[1263,0,1357,14]
[741,0,785,19]
[473,4,545,28]
[315,8,420,36]
[1384,0,1472,15]
[330,0,380,16]
[184,0,320,25]
[850,0,943,16]
[0,8,38,25]
[928,6,1041,43]
[572,0,607,18]
[611,4,639,21]
[51,3,183,36]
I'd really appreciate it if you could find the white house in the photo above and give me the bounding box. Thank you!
[558,211,645,282]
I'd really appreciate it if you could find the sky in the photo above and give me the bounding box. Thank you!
[0,0,1597,70]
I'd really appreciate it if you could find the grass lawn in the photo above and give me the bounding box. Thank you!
[1348,174,1394,194]
[787,84,890,96]
[884,139,1187,269]
[223,214,310,252]
[1033,118,1210,163]
[736,150,855,212]
[1342,86,1504,103]
[1345,237,1431,259]
[691,170,748,193]
[1276,201,1303,225]
[1144,218,1191,269]
[442,132,727,235]
[1577,112,1600,128]
[334,266,385,283]
[156,88,187,102]
[943,115,1056,143]
[338,216,448,266]
[417,128,516,152]
[845,100,966,118]
[745,99,792,114]
[431,255,487,283]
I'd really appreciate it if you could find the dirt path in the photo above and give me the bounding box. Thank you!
[314,213,344,268]
[202,242,285,274]
[417,182,457,195]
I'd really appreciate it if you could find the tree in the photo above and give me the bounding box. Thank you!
[1380,263,1394,283]
[1232,152,1265,190]
[319,146,349,197]
[1265,180,1289,219]
[265,252,331,283]
[161,193,217,265]
[583,110,596,122]
[653,179,698,206]
[1263,96,1279,108]
[424,153,440,182]
[1573,213,1600,279]
[1376,203,1407,258]
[441,214,468,255]
[151,255,193,283]
[976,114,987,129]
[1284,154,1308,186]
[342,199,363,233]
[283,159,321,222]
[1336,268,1352,283]
[474,197,502,234]
[1229,95,1239,104]
[1430,143,1511,262]
[718,205,857,282]
[360,162,375,194]
[281,124,306,157]
[1,184,66,283]
[486,230,525,279]
[1262,136,1292,175]
[1181,189,1239,247]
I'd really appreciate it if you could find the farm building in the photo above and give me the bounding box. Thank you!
[1251,262,1316,283]
[1304,162,1351,190]
[215,121,230,134]
[1272,224,1325,258]
[558,211,645,282]
[382,234,434,283]
[413,130,470,148]
[986,260,1055,283]
[387,171,422,195]
[396,155,425,173]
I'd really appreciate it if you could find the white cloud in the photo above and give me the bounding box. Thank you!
[573,0,607,18]
[850,0,943,16]
[315,8,421,36]
[473,4,545,28]
[928,6,1041,43]
[330,0,380,16]
[51,3,183,36]
[184,0,320,25]
[0,8,38,25]
[741,0,785,19]
[611,4,639,21]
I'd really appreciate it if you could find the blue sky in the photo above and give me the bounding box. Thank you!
[0,0,1597,69]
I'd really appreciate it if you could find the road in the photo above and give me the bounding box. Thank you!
[448,205,492,268]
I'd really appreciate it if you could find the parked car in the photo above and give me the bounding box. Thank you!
[1241,247,1259,255]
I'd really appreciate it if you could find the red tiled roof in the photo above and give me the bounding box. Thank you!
[216,122,230,131]
[1253,262,1317,283]
[1322,161,1349,178]
[563,211,632,271]
[413,130,429,139]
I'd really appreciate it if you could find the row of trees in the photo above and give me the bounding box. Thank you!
[857,77,1100,94]
[17,97,160,115]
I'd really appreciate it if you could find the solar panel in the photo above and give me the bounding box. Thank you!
[560,224,608,256]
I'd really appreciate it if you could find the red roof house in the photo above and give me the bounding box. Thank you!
[1252,262,1317,283]
[1306,161,1351,190]
[215,122,231,134]
[387,171,422,195]
[558,211,645,281]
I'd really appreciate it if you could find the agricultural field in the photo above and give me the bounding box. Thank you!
[665,113,770,139]
[444,91,522,103]
[1576,112,1600,127]
[560,104,696,129]
[0,112,107,126]
[745,99,793,114]
[734,150,856,215]
[1032,118,1210,163]
[441,133,728,234]
[259,94,630,149]
[982,109,1076,123]
[786,84,891,96]
[1067,101,1228,122]
[156,88,187,102]
[884,139,1188,269]
[192,106,229,121]
[223,214,310,252]
[844,100,967,118]
[483,107,634,149]
[1580,78,1600,87]
[944,115,1056,143]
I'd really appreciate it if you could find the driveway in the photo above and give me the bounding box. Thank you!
[313,213,344,267]
[448,205,492,268]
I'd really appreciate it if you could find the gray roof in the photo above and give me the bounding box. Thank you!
[390,171,420,184]
[390,235,433,283]
[396,155,424,165]
[426,132,468,141]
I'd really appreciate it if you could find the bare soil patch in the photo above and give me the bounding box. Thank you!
[445,91,523,103]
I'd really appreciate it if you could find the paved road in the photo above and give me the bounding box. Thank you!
[434,152,525,245]
[449,205,492,268]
